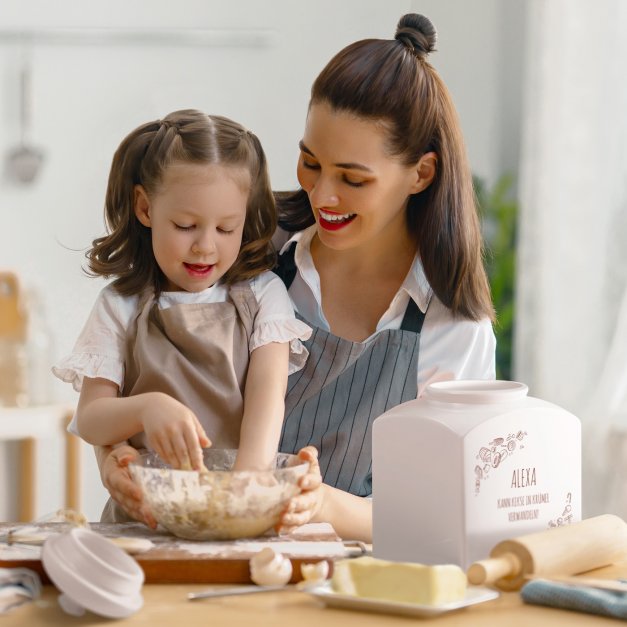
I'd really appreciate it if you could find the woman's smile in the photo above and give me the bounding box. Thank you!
[318,208,357,231]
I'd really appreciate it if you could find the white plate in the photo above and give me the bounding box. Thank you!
[306,581,499,617]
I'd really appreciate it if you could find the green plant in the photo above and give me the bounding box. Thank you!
[474,174,517,380]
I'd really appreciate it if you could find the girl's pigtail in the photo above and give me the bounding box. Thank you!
[86,121,161,295]
[224,130,277,283]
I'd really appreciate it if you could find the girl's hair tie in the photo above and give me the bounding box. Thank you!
[158,119,178,132]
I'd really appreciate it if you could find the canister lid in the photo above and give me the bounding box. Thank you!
[41,527,144,618]
[424,380,529,404]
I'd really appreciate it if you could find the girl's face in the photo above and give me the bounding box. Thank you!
[134,163,248,292]
[297,102,432,254]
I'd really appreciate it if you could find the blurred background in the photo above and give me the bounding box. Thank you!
[0,0,625,522]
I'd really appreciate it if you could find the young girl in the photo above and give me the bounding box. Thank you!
[53,110,311,516]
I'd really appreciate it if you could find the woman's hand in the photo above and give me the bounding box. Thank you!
[276,446,324,533]
[100,444,157,528]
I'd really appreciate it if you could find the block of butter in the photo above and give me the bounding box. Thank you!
[331,556,466,605]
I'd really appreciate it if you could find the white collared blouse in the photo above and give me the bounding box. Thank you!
[279,225,496,396]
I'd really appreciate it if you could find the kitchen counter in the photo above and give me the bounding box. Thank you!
[3,522,626,624]
[3,578,624,626]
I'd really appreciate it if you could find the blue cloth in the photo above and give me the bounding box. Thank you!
[521,579,627,620]
[0,567,42,614]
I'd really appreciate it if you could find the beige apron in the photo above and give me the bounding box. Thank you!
[101,281,258,523]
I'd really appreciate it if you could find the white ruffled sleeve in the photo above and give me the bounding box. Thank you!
[249,272,312,374]
[52,286,135,393]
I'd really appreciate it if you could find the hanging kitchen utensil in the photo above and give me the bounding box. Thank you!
[6,59,44,184]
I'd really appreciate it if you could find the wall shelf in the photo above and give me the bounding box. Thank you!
[0,27,276,48]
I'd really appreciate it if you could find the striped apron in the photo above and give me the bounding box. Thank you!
[275,243,426,496]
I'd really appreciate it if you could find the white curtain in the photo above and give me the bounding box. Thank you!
[515,0,627,517]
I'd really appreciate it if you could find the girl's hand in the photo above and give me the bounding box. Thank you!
[140,393,211,470]
[101,444,157,528]
[276,446,324,534]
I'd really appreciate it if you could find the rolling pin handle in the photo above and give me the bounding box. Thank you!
[467,552,522,585]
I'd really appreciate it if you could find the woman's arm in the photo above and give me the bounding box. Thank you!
[77,377,210,470]
[315,484,372,542]
[94,443,157,528]
[234,341,290,470]
[277,447,372,543]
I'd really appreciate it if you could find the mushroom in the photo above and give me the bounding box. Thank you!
[249,548,293,586]
[300,560,330,583]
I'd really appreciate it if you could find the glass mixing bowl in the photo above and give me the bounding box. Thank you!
[129,449,308,541]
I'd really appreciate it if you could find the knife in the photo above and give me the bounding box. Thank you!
[188,584,301,600]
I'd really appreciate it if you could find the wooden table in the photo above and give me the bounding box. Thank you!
[2,523,625,625]
[2,577,624,626]
[3,525,627,624]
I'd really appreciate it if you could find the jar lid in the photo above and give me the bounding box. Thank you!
[41,527,144,618]
[424,380,529,404]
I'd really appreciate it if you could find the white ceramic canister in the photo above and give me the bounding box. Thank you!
[372,380,581,568]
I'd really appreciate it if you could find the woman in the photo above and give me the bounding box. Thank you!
[97,13,495,542]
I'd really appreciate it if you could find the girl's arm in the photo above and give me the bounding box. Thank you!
[77,377,210,470]
[233,341,290,470]
[277,447,373,543]
[77,376,141,442]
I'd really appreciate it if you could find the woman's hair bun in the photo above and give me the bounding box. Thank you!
[395,13,437,59]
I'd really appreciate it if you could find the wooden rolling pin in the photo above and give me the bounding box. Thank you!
[467,514,627,591]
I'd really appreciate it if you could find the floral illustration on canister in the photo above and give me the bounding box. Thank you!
[548,492,574,527]
[474,431,527,494]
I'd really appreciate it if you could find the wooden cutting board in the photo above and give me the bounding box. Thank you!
[0,521,364,584]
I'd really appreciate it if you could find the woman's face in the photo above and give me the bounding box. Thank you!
[297,101,424,253]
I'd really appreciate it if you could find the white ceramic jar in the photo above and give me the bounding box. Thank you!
[372,380,581,568]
